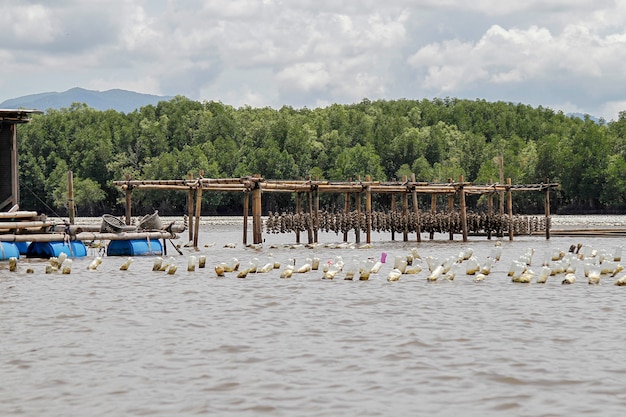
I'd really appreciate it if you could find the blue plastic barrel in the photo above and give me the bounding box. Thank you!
[15,241,30,255]
[107,239,163,256]
[0,242,20,260]
[26,241,88,258]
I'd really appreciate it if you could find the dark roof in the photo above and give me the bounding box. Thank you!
[0,109,42,123]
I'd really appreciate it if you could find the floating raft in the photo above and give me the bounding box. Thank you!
[0,210,184,259]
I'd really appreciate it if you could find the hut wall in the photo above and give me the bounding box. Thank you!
[0,124,17,211]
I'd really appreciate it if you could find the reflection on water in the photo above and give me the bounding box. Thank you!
[2,216,626,417]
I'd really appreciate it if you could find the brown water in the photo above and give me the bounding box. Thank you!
[2,216,626,417]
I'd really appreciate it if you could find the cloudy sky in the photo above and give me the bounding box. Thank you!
[1,0,625,120]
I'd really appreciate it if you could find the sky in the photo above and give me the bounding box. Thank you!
[1,0,626,121]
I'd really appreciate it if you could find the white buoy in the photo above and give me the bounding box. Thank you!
[198,255,207,268]
[215,263,226,277]
[427,264,444,281]
[386,268,402,282]
[404,264,422,275]
[311,256,320,270]
[536,266,551,283]
[152,257,163,271]
[465,256,480,275]
[443,263,460,281]
[87,256,103,271]
[280,265,294,279]
[296,261,312,273]
[9,257,18,272]
[187,255,197,272]
[61,259,73,275]
[167,263,178,275]
[588,265,601,285]
[562,273,576,285]
[258,262,274,273]
[473,273,486,282]
[120,257,133,271]
[370,260,383,274]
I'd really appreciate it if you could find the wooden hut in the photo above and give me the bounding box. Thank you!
[0,109,41,211]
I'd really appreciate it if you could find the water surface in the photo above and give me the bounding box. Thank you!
[2,216,626,416]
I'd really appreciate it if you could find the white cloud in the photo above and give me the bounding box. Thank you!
[0,0,625,119]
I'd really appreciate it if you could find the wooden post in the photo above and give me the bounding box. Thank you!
[124,173,132,226]
[314,187,319,243]
[459,175,468,242]
[447,178,454,241]
[390,194,396,241]
[67,170,75,225]
[252,176,263,244]
[243,190,249,245]
[411,173,421,242]
[343,191,350,242]
[355,187,361,244]
[187,173,194,243]
[193,185,202,250]
[430,193,436,240]
[545,180,551,240]
[296,192,302,244]
[307,188,314,244]
[365,184,372,244]
[507,177,513,241]
[487,178,493,240]
[499,156,505,237]
[402,176,408,242]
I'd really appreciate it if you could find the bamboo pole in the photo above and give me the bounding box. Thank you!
[411,173,421,242]
[67,170,75,225]
[459,175,468,242]
[0,220,60,230]
[507,178,513,241]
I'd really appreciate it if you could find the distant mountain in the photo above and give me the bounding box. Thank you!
[0,87,174,113]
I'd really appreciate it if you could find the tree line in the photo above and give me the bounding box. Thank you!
[15,96,626,216]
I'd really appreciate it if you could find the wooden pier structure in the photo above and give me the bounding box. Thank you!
[113,175,559,248]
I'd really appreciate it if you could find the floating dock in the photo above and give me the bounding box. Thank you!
[0,209,185,258]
